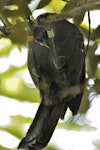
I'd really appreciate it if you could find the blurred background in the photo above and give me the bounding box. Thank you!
[0,0,100,150]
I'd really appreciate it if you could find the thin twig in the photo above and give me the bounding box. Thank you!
[0,13,12,37]
[86,11,91,54]
[0,13,10,26]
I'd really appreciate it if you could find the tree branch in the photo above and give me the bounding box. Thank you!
[0,13,12,37]
[37,1,100,24]
[0,1,100,37]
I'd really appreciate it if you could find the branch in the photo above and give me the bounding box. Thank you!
[0,14,12,37]
[0,1,100,37]
[37,1,100,24]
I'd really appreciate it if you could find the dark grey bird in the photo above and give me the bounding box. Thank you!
[18,13,85,150]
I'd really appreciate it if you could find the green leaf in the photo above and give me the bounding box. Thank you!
[10,20,28,45]
[0,145,11,150]
[94,79,100,93]
[0,77,40,102]
[1,0,31,19]
[45,144,58,150]
[93,139,100,150]
[80,25,100,41]
[79,81,90,114]
[0,0,10,12]
[0,39,14,56]
[0,65,40,102]
[37,0,52,9]
[0,115,32,139]
[91,25,100,40]
[49,0,66,13]
[73,13,85,25]
[86,43,98,77]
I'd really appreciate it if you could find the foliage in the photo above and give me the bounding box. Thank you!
[0,0,100,150]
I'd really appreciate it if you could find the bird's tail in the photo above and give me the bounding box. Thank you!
[18,102,65,150]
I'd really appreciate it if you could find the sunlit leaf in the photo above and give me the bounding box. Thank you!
[37,0,52,9]
[0,65,40,102]
[0,145,10,150]
[0,77,40,102]
[44,144,58,150]
[0,115,32,139]
[0,39,14,56]
[93,141,100,150]
[49,0,66,13]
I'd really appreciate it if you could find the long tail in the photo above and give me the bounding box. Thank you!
[18,102,65,150]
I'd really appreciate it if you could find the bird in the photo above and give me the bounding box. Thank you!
[18,13,85,150]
